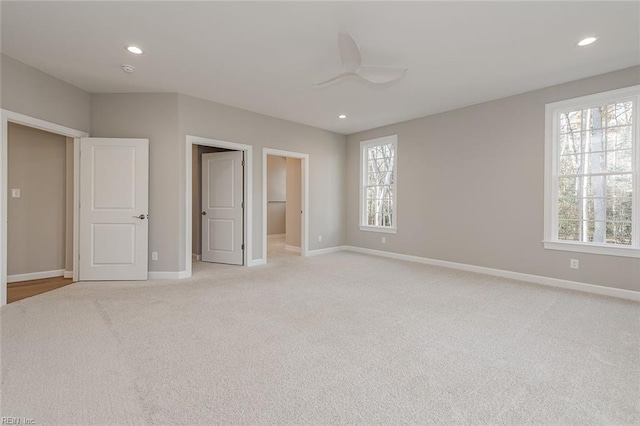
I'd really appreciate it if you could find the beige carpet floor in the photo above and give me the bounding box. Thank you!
[1,249,638,425]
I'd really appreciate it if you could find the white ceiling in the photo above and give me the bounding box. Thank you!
[2,1,639,135]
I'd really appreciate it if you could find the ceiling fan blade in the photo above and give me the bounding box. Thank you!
[356,66,407,84]
[338,32,362,73]
[313,72,356,89]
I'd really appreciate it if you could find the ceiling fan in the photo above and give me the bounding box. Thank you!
[314,32,407,89]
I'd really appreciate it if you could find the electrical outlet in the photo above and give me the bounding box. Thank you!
[570,259,579,269]
[152,252,158,261]
[381,237,386,244]
[318,235,322,242]
[11,189,20,198]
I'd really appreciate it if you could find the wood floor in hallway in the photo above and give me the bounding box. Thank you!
[7,276,74,303]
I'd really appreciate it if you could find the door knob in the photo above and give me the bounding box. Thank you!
[201,211,207,216]
[133,214,146,219]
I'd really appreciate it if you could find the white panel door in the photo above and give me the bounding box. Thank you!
[79,138,149,280]
[201,151,243,265]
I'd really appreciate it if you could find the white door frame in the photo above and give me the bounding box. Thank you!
[0,109,88,306]
[185,135,253,278]
[263,148,309,262]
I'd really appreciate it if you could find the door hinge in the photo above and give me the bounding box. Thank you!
[241,244,245,250]
[241,160,245,167]
[241,202,244,209]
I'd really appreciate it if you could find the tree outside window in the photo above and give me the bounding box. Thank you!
[545,86,639,258]
[360,136,397,232]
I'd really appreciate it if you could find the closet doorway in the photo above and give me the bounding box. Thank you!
[191,143,246,267]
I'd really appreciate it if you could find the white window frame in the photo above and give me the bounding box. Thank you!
[543,85,640,258]
[359,135,398,234]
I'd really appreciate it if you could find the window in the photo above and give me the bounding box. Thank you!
[544,86,639,258]
[360,135,397,233]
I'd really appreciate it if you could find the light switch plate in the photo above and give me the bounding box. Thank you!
[11,189,20,198]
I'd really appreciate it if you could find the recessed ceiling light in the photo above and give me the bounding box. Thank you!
[577,37,597,47]
[338,114,347,119]
[126,45,143,55]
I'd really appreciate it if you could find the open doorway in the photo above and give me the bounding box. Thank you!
[192,144,244,266]
[1,110,87,306]
[266,155,302,260]
[186,135,253,278]
[6,123,74,302]
[262,148,309,264]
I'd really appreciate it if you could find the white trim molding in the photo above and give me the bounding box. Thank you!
[8,269,65,283]
[247,259,266,267]
[343,246,639,301]
[185,135,253,278]
[1,109,88,306]
[285,245,301,253]
[306,246,347,257]
[64,271,74,279]
[1,111,88,138]
[263,148,310,264]
[543,240,640,258]
[149,271,189,280]
[192,254,202,262]
[359,225,397,234]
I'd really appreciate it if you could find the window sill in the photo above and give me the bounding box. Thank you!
[359,225,397,234]
[543,241,640,258]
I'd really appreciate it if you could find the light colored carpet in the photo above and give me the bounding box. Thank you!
[1,249,638,425]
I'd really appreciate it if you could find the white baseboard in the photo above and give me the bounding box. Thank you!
[306,246,348,257]
[63,271,73,279]
[192,253,201,261]
[148,271,189,280]
[150,261,267,276]
[344,246,639,301]
[248,258,266,267]
[267,234,285,240]
[8,269,65,283]
[285,245,301,253]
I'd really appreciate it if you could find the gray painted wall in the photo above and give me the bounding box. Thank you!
[346,66,640,292]
[8,123,67,276]
[1,54,90,132]
[178,93,347,269]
